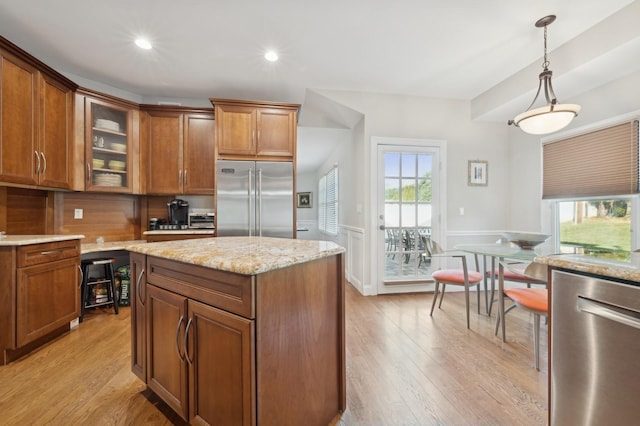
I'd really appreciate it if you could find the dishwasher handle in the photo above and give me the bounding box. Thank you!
[578,296,640,330]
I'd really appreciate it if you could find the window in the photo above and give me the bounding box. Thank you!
[556,198,632,261]
[544,120,639,261]
[319,167,338,235]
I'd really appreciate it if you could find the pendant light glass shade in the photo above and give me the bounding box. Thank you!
[509,15,580,135]
[512,103,581,135]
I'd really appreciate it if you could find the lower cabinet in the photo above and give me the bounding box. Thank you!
[146,284,254,425]
[17,256,79,346]
[0,239,81,365]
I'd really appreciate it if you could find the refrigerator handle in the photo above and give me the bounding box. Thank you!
[248,167,253,237]
[258,168,263,236]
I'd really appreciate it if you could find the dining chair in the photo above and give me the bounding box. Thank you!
[495,287,548,370]
[429,239,484,329]
[485,267,547,316]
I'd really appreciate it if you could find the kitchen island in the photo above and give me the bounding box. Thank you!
[127,237,346,426]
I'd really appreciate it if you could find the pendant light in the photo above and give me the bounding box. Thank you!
[508,15,581,135]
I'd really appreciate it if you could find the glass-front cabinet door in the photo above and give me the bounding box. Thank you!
[85,98,133,192]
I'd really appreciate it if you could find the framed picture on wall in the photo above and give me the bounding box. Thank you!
[297,192,312,208]
[468,160,488,186]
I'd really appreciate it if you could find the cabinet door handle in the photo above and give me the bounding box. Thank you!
[136,268,145,306]
[184,317,193,365]
[40,152,47,176]
[175,315,185,361]
[87,163,91,184]
[78,265,84,288]
[178,169,182,185]
[183,169,187,185]
[34,151,41,174]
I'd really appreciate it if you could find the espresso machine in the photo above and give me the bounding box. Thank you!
[164,199,189,229]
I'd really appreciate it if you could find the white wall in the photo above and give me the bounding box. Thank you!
[312,90,509,294]
[295,171,319,240]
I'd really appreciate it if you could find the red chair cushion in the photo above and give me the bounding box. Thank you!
[433,269,483,285]
[486,268,546,284]
[504,288,548,313]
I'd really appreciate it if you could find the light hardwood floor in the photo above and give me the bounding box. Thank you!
[0,284,547,425]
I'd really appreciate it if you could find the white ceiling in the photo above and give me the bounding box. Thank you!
[1,0,638,172]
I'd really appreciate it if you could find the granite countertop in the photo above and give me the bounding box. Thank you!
[127,236,345,275]
[143,230,215,235]
[535,254,640,282]
[0,234,85,246]
[82,240,147,254]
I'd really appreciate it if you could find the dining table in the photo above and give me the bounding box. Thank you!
[455,243,552,342]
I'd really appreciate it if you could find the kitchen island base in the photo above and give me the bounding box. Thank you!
[130,238,345,426]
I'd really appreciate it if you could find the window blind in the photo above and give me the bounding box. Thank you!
[542,120,639,199]
[319,167,338,235]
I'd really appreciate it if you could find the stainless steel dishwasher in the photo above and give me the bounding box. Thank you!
[551,269,640,425]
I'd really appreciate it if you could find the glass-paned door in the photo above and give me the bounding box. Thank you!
[378,145,440,287]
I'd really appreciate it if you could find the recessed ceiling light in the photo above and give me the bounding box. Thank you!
[264,50,278,62]
[135,38,152,50]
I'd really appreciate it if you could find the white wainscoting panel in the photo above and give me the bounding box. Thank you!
[338,225,365,293]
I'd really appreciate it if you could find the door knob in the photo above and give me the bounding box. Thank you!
[379,225,385,230]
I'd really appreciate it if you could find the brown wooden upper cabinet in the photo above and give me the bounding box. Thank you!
[141,106,215,195]
[211,98,299,159]
[0,37,76,190]
[82,92,138,193]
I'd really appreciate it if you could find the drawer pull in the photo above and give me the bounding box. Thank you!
[40,250,62,256]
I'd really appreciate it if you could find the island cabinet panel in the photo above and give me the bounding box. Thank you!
[146,256,255,319]
[188,299,254,426]
[0,239,81,365]
[130,252,146,381]
[145,283,255,426]
[255,255,345,425]
[133,247,345,425]
[146,284,189,420]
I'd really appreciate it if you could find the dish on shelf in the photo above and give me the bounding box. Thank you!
[111,142,127,152]
[501,231,551,250]
[94,173,122,187]
[108,160,126,171]
[92,158,105,169]
[95,119,120,132]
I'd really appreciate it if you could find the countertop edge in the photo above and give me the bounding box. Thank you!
[0,234,85,246]
[127,237,345,276]
[535,255,640,282]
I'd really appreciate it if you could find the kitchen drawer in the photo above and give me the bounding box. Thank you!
[146,256,255,319]
[18,240,81,267]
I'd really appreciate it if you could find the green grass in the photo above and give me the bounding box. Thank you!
[560,217,630,260]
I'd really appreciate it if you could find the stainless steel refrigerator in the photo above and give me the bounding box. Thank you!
[216,160,294,238]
